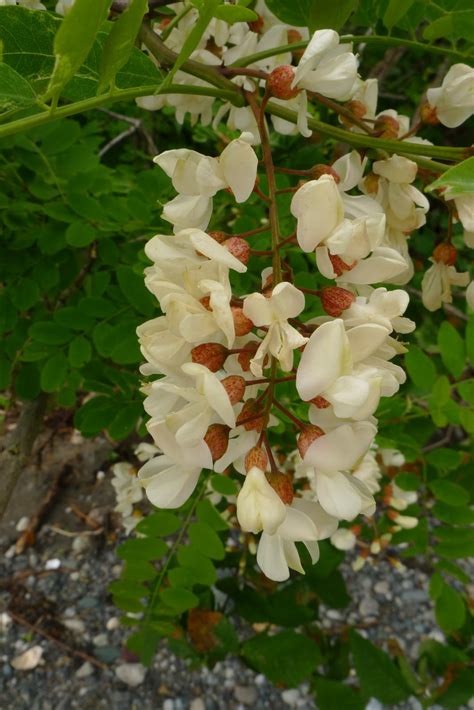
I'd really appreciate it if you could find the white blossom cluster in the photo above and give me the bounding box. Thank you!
[136,2,473,312]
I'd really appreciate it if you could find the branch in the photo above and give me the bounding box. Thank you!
[0,395,48,520]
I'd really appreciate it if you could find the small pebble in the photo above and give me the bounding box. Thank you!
[45,558,61,570]
[115,662,147,687]
[106,617,120,631]
[75,662,94,678]
[16,517,29,532]
[63,619,86,634]
[359,597,380,617]
[92,633,108,647]
[189,699,205,710]
[234,685,258,705]
[11,646,43,670]
[282,688,300,706]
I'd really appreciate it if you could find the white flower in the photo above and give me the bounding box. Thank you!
[237,467,287,534]
[256,501,322,581]
[302,421,377,520]
[444,191,474,246]
[243,282,308,376]
[315,244,409,285]
[340,287,415,333]
[290,175,345,252]
[145,229,248,273]
[421,260,469,311]
[139,454,202,509]
[137,317,192,377]
[467,281,474,310]
[427,63,474,128]
[352,450,382,494]
[111,462,143,518]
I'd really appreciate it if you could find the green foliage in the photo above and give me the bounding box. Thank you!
[265,0,358,30]
[349,630,411,704]
[242,631,321,686]
[427,157,474,197]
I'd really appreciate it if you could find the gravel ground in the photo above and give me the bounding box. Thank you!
[0,430,472,710]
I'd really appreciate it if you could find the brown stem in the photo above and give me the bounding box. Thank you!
[308,91,376,135]
[262,433,279,474]
[400,120,423,140]
[246,375,296,386]
[271,398,305,429]
[275,186,299,194]
[299,287,322,296]
[221,67,268,81]
[253,185,271,203]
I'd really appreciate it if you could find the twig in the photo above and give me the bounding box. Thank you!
[69,503,102,530]
[46,525,104,538]
[99,123,140,158]
[406,286,468,322]
[15,465,72,554]
[9,610,107,670]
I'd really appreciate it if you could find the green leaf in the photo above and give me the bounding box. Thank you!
[15,363,41,400]
[108,579,147,597]
[349,630,411,704]
[116,265,154,317]
[9,278,40,312]
[242,631,321,686]
[433,502,474,524]
[423,10,474,42]
[435,559,470,584]
[176,545,217,586]
[434,526,473,543]
[438,322,465,378]
[429,375,451,427]
[126,627,161,666]
[108,403,142,440]
[74,395,118,435]
[122,559,157,581]
[135,512,181,537]
[427,157,474,197]
[383,0,415,30]
[188,522,225,560]
[68,335,91,368]
[0,63,36,114]
[44,0,112,102]
[435,582,466,632]
[40,353,68,392]
[436,669,474,710]
[429,479,469,506]
[196,499,229,531]
[117,537,167,561]
[30,321,73,345]
[435,538,474,558]
[265,0,358,29]
[405,346,436,390]
[426,447,463,471]
[98,0,148,93]
[467,316,474,366]
[428,572,444,600]
[65,221,97,248]
[160,587,198,612]
[315,678,365,710]
[394,473,420,491]
[210,474,238,496]
[213,5,258,23]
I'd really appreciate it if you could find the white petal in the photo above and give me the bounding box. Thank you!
[304,422,377,473]
[219,136,258,203]
[257,533,289,581]
[296,319,352,401]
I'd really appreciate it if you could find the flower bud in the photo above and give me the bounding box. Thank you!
[267,65,299,100]
[245,446,268,472]
[433,242,457,266]
[346,100,368,118]
[387,511,418,528]
[237,342,258,372]
[232,306,254,336]
[266,471,294,505]
[311,164,340,183]
[236,398,265,432]
[191,343,227,372]
[321,286,356,317]
[329,254,357,277]
[237,467,286,534]
[204,424,230,462]
[248,15,264,33]
[420,102,439,125]
[223,237,250,266]
[207,230,227,243]
[309,395,331,408]
[374,114,400,139]
[221,375,246,405]
[297,425,325,459]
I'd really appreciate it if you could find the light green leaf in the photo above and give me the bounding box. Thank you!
[135,512,181,537]
[68,335,92,368]
[438,321,465,378]
[423,10,474,42]
[117,537,167,561]
[427,157,474,197]
[467,316,474,366]
[0,62,36,114]
[98,0,148,93]
[211,474,238,496]
[44,0,112,102]
[213,4,258,23]
[383,0,416,31]
[265,0,358,30]
[429,479,469,506]
[176,545,217,586]
[188,522,225,560]
[405,346,436,390]
[160,587,198,612]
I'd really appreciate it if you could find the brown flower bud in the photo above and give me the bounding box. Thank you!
[237,342,259,372]
[204,424,230,462]
[287,30,304,60]
[329,254,357,277]
[199,295,212,310]
[266,65,299,100]
[420,102,439,125]
[236,398,265,432]
[248,15,264,33]
[433,242,457,266]
[191,343,228,372]
[321,286,356,317]
[232,307,254,336]
[309,395,331,408]
[311,164,340,183]
[223,237,250,265]
[297,425,325,459]
[221,375,246,405]
[374,114,400,139]
[266,471,294,504]
[346,100,368,119]
[207,230,227,243]
[245,446,268,472]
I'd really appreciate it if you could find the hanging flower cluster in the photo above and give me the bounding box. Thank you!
[131,8,473,581]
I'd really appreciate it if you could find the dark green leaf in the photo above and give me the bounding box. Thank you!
[188,522,225,560]
[108,403,142,440]
[435,582,466,632]
[0,63,36,114]
[160,587,199,612]
[9,278,40,312]
[135,512,181,537]
[117,537,167,561]
[40,353,68,392]
[176,545,217,586]
[426,448,463,471]
[429,479,469,506]
[68,335,92,368]
[350,630,410,704]
[265,0,358,30]
[433,502,474,524]
[405,346,436,390]
[30,321,73,345]
[66,221,97,248]
[383,0,416,30]
[242,631,321,686]
[315,678,365,710]
[196,499,229,531]
[126,627,161,666]
[438,322,465,378]
[423,10,474,42]
[210,474,238,496]
[122,559,157,581]
[116,265,154,317]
